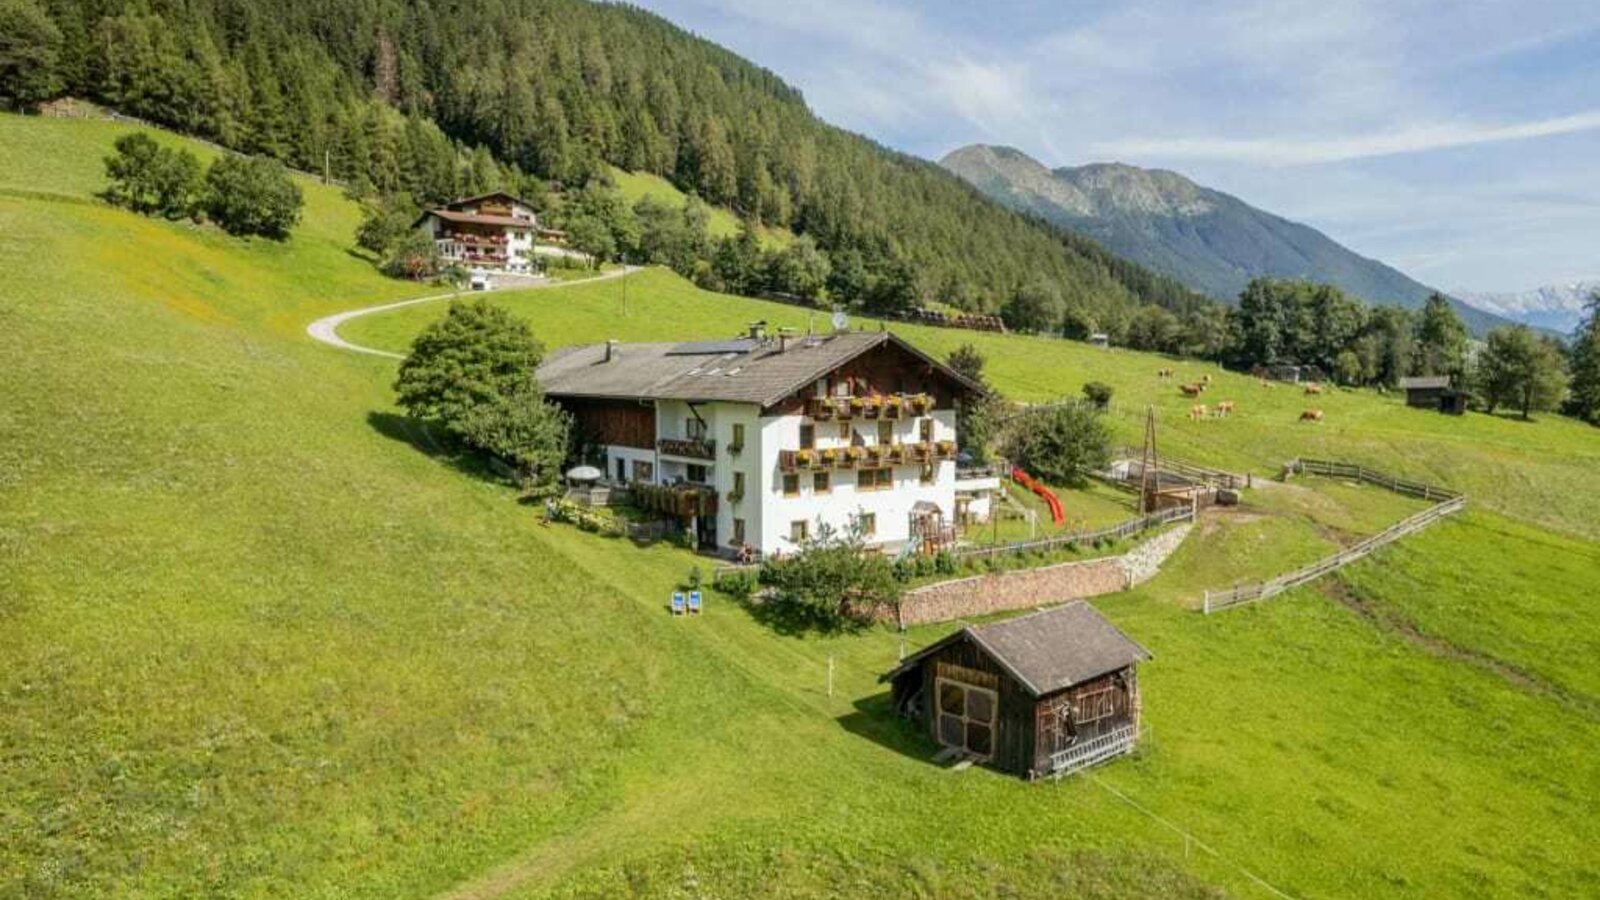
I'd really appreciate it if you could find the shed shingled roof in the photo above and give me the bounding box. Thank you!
[536,331,984,408]
[1399,376,1453,390]
[883,601,1151,697]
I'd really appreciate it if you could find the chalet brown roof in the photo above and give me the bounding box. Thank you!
[444,191,537,211]
[884,601,1151,697]
[537,331,984,408]
[1399,376,1453,390]
[421,208,533,229]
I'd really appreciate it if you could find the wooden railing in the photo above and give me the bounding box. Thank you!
[779,441,956,472]
[1202,459,1465,614]
[806,394,934,421]
[1046,723,1137,777]
[657,437,716,461]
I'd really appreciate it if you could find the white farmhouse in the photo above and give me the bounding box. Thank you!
[414,192,566,275]
[537,326,1001,558]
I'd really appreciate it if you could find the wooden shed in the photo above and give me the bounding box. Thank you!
[882,601,1151,779]
[1399,376,1469,415]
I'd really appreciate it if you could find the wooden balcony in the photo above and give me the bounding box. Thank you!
[779,440,957,473]
[630,482,717,518]
[657,437,716,460]
[806,393,934,421]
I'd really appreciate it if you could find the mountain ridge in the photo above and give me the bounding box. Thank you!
[1455,281,1597,334]
[941,143,1513,334]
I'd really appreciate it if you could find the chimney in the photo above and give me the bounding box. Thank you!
[777,327,796,352]
[747,320,768,342]
[604,339,618,363]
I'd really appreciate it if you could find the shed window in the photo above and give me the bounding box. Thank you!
[935,676,997,760]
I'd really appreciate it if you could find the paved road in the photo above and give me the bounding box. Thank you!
[306,266,640,359]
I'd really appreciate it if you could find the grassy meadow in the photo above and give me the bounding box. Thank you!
[3,114,1598,900]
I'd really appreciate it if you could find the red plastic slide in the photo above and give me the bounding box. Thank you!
[1011,467,1065,526]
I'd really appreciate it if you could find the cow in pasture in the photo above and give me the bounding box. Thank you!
[1201,374,1212,384]
[1304,382,1324,395]
[1180,383,1203,397]
[1157,367,1174,379]
[1190,404,1208,420]
[1214,400,1235,417]
[1300,409,1324,422]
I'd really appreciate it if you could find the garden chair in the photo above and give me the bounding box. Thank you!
[687,591,703,614]
[671,592,686,615]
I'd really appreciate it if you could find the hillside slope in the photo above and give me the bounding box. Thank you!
[942,144,1511,333]
[4,116,1598,899]
[34,0,1199,320]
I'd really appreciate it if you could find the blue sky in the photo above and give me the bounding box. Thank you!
[632,0,1599,293]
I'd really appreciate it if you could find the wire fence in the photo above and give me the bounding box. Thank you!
[1201,459,1466,613]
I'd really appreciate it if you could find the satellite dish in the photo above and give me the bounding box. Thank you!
[831,310,849,332]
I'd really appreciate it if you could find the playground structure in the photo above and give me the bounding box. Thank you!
[1011,467,1065,526]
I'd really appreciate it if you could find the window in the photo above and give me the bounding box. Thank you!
[838,422,851,441]
[686,417,707,441]
[732,471,746,498]
[632,460,654,483]
[813,471,831,494]
[782,473,800,497]
[856,512,877,536]
[790,520,809,543]
[936,677,997,759]
[799,423,815,450]
[857,468,892,491]
[732,518,746,545]
[920,418,935,442]
[1072,683,1119,724]
[877,420,893,444]
[687,464,707,484]
[615,457,627,482]
[731,423,746,450]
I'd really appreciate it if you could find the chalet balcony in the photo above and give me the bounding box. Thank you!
[806,393,934,421]
[630,482,717,518]
[657,437,716,460]
[1045,723,1136,777]
[778,440,957,473]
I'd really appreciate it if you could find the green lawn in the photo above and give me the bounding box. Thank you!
[4,114,1599,900]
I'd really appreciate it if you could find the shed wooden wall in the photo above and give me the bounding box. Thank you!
[913,636,1037,776]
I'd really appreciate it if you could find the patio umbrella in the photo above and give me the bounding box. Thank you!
[566,465,603,483]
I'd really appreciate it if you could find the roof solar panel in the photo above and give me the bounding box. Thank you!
[666,338,759,356]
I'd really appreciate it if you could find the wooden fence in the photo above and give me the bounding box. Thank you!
[949,504,1195,564]
[1202,460,1465,614]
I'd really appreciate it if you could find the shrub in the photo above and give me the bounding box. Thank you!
[1006,402,1112,488]
[381,230,444,280]
[1081,381,1114,409]
[760,521,900,630]
[203,154,302,239]
[103,133,202,219]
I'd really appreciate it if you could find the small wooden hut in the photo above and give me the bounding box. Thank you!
[882,601,1151,779]
[1399,376,1469,415]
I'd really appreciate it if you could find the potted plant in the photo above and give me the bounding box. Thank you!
[884,395,903,419]
[910,393,933,413]
[797,449,817,468]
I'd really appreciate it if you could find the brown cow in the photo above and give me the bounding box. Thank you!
[1304,382,1324,395]
[1214,400,1235,417]
[1201,373,1212,384]
[1180,383,1203,397]
[1157,367,1174,379]
[1300,409,1324,422]
[1190,404,1208,420]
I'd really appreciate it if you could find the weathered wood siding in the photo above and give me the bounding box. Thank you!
[559,397,655,450]
[914,635,1037,776]
[1031,667,1139,775]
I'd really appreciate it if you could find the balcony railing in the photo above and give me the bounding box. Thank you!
[779,440,957,473]
[657,437,716,460]
[1046,723,1136,777]
[806,393,935,421]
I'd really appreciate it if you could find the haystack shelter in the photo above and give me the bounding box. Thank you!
[882,601,1150,779]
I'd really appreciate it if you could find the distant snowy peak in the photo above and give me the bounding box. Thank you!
[1455,281,1598,334]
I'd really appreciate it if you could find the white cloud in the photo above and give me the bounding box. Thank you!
[1094,110,1600,165]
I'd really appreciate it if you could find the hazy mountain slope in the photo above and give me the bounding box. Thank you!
[1456,281,1598,334]
[942,144,1512,333]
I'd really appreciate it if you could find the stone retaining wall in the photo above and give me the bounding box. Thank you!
[896,523,1193,627]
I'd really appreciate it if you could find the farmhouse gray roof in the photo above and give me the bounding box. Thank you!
[884,601,1151,697]
[1399,376,1453,390]
[536,331,984,407]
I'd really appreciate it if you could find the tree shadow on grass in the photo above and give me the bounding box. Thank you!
[835,691,946,769]
[365,410,531,497]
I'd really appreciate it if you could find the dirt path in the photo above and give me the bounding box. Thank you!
[305,266,640,359]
